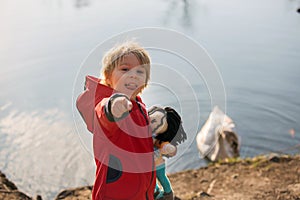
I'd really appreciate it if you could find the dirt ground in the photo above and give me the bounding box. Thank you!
[1,154,300,200]
[170,154,300,200]
[54,154,300,200]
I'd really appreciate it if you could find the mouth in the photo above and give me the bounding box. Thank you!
[125,83,138,90]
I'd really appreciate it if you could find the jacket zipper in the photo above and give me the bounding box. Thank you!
[136,101,149,125]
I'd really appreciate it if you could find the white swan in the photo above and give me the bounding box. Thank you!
[196,106,240,162]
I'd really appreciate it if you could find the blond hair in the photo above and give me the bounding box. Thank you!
[101,41,151,91]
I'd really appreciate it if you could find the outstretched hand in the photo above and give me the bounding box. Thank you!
[111,96,133,118]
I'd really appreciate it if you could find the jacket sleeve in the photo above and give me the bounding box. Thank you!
[94,97,122,138]
[76,89,119,138]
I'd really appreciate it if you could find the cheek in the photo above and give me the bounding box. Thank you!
[110,73,124,87]
[136,78,146,87]
[138,73,147,81]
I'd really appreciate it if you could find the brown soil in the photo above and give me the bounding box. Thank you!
[1,154,300,200]
[170,154,300,200]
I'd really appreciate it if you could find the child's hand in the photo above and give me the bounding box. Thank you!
[161,142,177,157]
[111,95,133,119]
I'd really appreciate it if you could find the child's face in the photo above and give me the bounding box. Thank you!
[107,53,147,99]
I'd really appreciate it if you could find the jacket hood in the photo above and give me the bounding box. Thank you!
[76,75,113,132]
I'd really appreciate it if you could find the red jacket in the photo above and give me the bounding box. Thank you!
[76,75,155,200]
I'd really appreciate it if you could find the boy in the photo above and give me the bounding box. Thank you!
[76,41,155,200]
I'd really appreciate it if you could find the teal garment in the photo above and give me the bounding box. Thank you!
[156,163,172,193]
[155,183,161,192]
[154,185,164,200]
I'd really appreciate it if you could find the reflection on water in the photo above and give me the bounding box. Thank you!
[182,0,192,28]
[74,0,90,8]
[163,0,195,29]
[0,107,94,200]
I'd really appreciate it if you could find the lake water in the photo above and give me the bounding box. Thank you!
[1,0,300,199]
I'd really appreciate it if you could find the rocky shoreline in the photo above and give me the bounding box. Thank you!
[1,154,300,200]
[0,170,37,200]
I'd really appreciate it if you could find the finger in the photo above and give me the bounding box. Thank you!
[112,99,125,118]
[127,101,133,111]
[122,98,132,111]
[113,99,130,118]
[112,106,122,118]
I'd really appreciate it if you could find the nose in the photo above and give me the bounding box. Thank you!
[128,69,138,79]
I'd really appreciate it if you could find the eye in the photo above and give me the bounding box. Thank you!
[119,65,130,72]
[121,67,129,72]
[151,119,157,123]
[137,69,145,74]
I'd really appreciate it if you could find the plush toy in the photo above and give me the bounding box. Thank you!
[148,106,187,200]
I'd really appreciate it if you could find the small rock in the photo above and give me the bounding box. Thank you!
[0,171,32,200]
[287,183,300,194]
[232,174,239,179]
[200,179,208,183]
[268,154,280,163]
[56,190,75,199]
[0,172,18,191]
[199,191,211,197]
[54,186,92,200]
